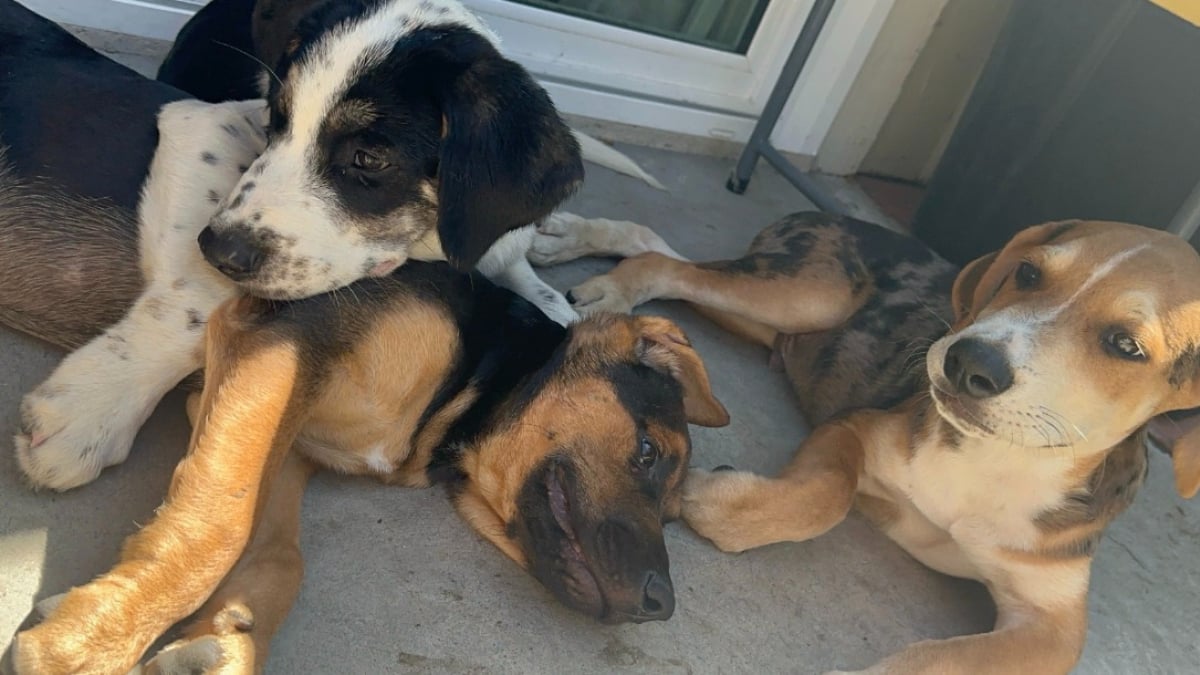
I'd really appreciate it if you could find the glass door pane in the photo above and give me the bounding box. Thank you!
[506,0,771,53]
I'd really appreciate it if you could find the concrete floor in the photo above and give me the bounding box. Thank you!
[2,28,1199,675]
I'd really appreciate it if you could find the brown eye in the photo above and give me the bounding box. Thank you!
[634,436,658,470]
[353,149,389,172]
[1104,330,1147,361]
[1015,261,1040,290]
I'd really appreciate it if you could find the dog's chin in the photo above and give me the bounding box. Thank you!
[930,383,995,439]
[231,274,352,301]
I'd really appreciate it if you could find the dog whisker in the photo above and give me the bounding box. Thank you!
[214,40,283,89]
[916,299,952,332]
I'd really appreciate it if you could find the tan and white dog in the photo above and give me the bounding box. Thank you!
[532,212,1200,673]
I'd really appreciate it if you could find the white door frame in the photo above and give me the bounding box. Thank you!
[17,0,890,157]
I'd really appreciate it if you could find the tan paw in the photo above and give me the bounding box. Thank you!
[566,275,636,315]
[13,584,146,674]
[680,468,772,553]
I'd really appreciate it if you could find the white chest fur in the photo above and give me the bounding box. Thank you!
[895,436,1078,552]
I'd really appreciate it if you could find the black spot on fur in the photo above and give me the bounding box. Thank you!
[221,123,242,138]
[228,193,245,210]
[201,151,218,164]
[1035,431,1148,536]
[237,164,249,173]
[207,189,221,204]
[187,309,205,331]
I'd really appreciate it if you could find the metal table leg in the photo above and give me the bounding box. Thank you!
[727,0,849,215]
[1168,178,1200,241]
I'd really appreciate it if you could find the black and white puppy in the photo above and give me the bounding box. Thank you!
[3,0,653,490]
[160,0,662,308]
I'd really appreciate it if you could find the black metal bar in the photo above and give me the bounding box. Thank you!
[759,145,850,215]
[1169,178,1200,241]
[727,0,841,213]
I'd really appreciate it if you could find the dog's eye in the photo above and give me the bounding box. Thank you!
[1104,331,1147,361]
[634,436,659,470]
[353,150,390,172]
[1015,261,1041,290]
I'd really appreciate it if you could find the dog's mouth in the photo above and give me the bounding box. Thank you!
[544,462,606,619]
[930,382,994,436]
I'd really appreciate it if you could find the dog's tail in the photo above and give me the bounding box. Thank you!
[573,130,666,191]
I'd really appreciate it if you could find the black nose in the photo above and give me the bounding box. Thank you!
[198,226,265,280]
[639,571,675,621]
[943,338,1013,399]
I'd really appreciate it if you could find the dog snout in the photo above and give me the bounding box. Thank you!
[943,338,1013,399]
[198,226,266,280]
[638,571,675,621]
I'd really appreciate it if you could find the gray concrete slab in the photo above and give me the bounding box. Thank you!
[1,30,1198,675]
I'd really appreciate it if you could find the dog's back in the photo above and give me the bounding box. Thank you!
[771,216,959,426]
[0,0,187,347]
[0,0,184,210]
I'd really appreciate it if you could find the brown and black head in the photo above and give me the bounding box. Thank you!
[433,313,728,623]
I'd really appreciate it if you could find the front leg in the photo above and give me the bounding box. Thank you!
[682,421,865,552]
[14,98,265,491]
[12,297,316,674]
[490,257,578,326]
[837,585,1088,675]
[141,453,315,675]
[15,283,221,490]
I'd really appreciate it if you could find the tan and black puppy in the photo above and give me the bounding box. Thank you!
[530,213,1200,673]
[10,262,728,674]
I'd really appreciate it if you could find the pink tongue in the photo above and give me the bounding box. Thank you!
[369,259,401,277]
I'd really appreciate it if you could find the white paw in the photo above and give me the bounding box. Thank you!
[14,380,143,491]
[567,275,636,315]
[531,287,580,326]
[528,213,602,266]
[138,636,224,675]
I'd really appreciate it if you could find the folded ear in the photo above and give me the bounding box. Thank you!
[635,317,729,428]
[950,220,1084,324]
[1170,424,1200,499]
[433,33,583,269]
[950,252,998,324]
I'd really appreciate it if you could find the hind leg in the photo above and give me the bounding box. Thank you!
[542,213,869,346]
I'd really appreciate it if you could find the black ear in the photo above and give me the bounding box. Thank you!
[434,34,583,269]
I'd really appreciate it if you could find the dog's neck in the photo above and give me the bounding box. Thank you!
[420,278,568,487]
[908,396,1149,547]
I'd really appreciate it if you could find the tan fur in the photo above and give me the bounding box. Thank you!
[296,301,460,480]
[14,297,312,673]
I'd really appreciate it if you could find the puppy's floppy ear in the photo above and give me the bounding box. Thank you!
[950,220,1084,324]
[950,251,998,324]
[635,317,729,428]
[432,31,583,269]
[1170,426,1200,499]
